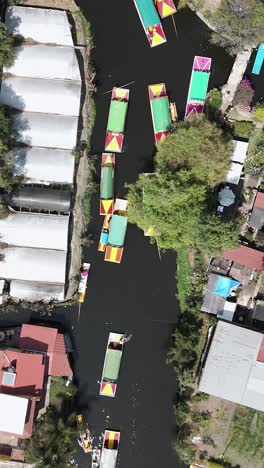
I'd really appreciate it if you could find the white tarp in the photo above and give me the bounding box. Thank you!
[0,394,28,435]
[6,6,73,46]
[1,76,81,116]
[0,247,67,284]
[232,140,248,164]
[0,213,69,250]
[225,162,243,185]
[4,45,81,82]
[14,111,78,149]
[12,146,74,185]
[10,280,65,302]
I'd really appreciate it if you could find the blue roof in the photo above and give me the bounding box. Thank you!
[214,276,240,298]
[252,44,264,75]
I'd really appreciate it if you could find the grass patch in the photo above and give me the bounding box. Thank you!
[83,159,96,227]
[228,405,264,463]
[176,247,192,311]
[49,376,66,409]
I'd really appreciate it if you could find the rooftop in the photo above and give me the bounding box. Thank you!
[199,321,264,412]
[249,192,264,230]
[0,394,28,436]
[223,245,264,271]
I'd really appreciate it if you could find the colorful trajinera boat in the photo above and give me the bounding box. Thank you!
[100,332,124,397]
[252,43,264,75]
[185,56,211,119]
[100,153,115,215]
[148,83,172,144]
[78,263,91,303]
[105,88,129,153]
[99,430,120,468]
[98,215,112,252]
[104,199,128,264]
[133,0,166,47]
[154,0,176,18]
[76,414,92,453]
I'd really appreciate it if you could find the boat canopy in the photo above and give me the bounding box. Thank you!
[152,96,171,132]
[108,215,128,247]
[104,349,121,382]
[101,166,114,199]
[134,0,160,28]
[252,43,264,75]
[189,71,210,101]
[107,101,128,133]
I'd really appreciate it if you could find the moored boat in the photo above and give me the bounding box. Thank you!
[76,414,92,453]
[92,446,101,468]
[99,430,120,468]
[133,0,166,47]
[105,88,129,153]
[104,199,128,264]
[148,83,172,144]
[252,43,264,75]
[100,332,124,397]
[185,56,211,119]
[78,263,90,303]
[100,153,115,215]
[98,215,112,252]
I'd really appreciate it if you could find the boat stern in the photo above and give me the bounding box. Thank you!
[155,0,176,18]
[100,381,117,397]
[105,131,124,152]
[100,199,114,215]
[104,246,123,264]
[146,24,166,47]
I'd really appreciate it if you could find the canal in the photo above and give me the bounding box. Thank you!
[0,3,237,468]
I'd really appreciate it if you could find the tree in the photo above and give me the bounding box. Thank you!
[254,102,264,123]
[197,214,240,255]
[0,22,15,69]
[25,406,77,467]
[211,0,264,55]
[244,132,264,176]
[206,88,222,112]
[233,78,254,107]
[156,119,232,187]
[127,171,207,250]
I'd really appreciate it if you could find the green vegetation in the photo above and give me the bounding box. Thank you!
[231,120,253,139]
[176,247,192,311]
[228,405,264,463]
[210,0,264,55]
[24,379,77,467]
[83,159,96,227]
[0,107,23,192]
[254,102,264,123]
[0,21,15,69]
[177,0,204,10]
[244,130,264,176]
[206,88,223,112]
[197,214,240,256]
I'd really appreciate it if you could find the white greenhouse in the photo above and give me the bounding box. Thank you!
[0,213,69,251]
[6,6,73,46]
[12,147,75,185]
[10,280,65,302]
[4,44,81,82]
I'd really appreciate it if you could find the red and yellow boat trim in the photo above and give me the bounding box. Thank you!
[100,382,116,397]
[154,0,176,18]
[104,246,123,264]
[104,430,120,449]
[98,215,112,252]
[146,24,166,47]
[105,132,124,153]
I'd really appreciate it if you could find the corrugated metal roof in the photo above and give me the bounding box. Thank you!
[10,280,65,302]
[0,247,66,283]
[0,213,69,250]
[224,245,264,271]
[199,321,264,412]
[12,187,71,213]
[232,140,248,164]
[1,76,81,116]
[12,146,74,185]
[201,273,226,315]
[4,44,81,81]
[13,111,78,149]
[225,162,243,185]
[6,6,73,46]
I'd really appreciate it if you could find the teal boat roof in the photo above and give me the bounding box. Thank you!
[151,96,171,132]
[107,100,128,133]
[103,348,121,382]
[189,70,210,101]
[101,166,114,199]
[108,215,128,247]
[134,0,160,29]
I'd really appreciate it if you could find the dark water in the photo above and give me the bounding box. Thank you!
[0,5,238,468]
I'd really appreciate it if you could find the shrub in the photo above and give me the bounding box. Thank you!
[231,121,253,139]
[206,88,222,111]
[254,102,264,123]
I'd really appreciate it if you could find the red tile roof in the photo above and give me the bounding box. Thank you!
[0,350,45,398]
[224,245,264,271]
[254,192,264,210]
[20,325,72,377]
